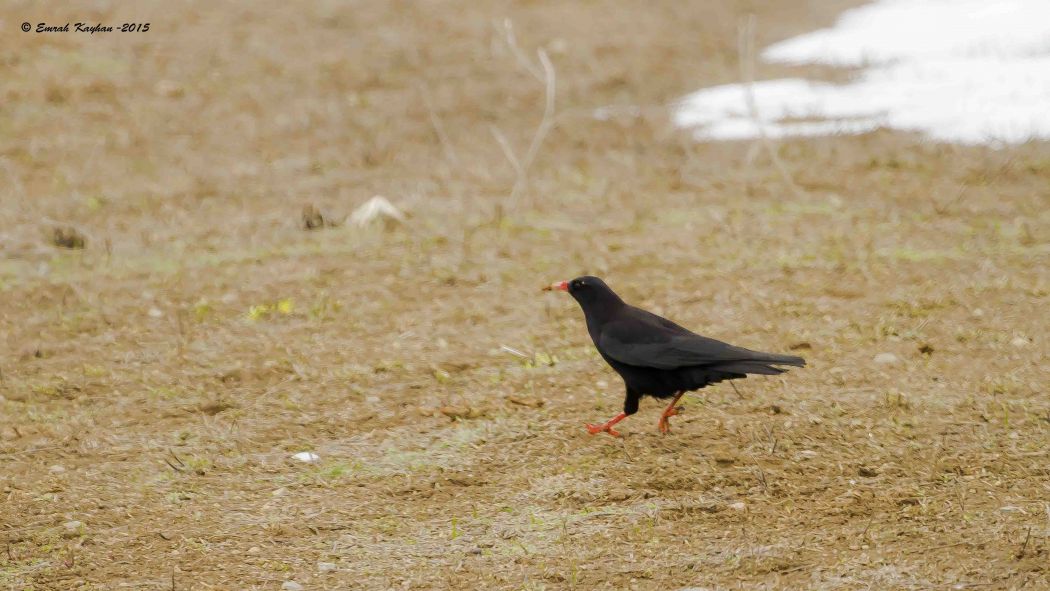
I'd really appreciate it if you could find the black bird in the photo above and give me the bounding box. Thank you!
[544,276,805,436]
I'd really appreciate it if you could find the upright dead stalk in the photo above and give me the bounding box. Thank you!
[738,14,805,200]
[492,19,557,207]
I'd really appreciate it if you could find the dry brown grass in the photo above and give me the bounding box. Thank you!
[2,1,1048,589]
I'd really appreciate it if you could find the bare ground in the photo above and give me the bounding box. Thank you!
[1,1,1048,589]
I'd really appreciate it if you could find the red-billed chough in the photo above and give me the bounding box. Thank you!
[544,276,805,436]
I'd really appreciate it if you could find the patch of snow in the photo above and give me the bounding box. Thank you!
[675,0,1050,144]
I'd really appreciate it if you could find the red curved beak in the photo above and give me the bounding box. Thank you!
[542,280,569,292]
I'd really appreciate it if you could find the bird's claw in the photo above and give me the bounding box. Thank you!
[657,406,684,435]
[657,418,672,435]
[585,423,622,437]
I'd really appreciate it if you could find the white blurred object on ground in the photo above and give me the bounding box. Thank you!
[349,196,406,227]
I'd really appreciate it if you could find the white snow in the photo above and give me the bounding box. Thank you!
[674,0,1050,145]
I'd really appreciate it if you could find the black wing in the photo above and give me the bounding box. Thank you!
[597,306,804,370]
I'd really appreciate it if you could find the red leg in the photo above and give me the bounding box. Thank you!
[657,391,686,434]
[586,412,628,437]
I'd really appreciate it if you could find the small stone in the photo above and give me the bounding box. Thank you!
[49,465,66,474]
[873,352,898,364]
[148,307,164,318]
[439,406,483,420]
[317,562,337,572]
[506,396,544,408]
[301,204,325,230]
[64,520,84,533]
[292,452,319,463]
[272,488,287,497]
[728,501,747,511]
[248,546,261,553]
[282,582,304,591]
[51,226,86,249]
[1010,336,1029,348]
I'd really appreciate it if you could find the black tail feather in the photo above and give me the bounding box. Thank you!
[749,352,806,367]
[714,353,805,376]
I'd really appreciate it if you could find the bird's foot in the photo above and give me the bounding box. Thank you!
[585,422,622,437]
[657,416,671,435]
[657,405,684,435]
[585,412,628,437]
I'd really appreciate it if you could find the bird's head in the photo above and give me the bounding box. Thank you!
[543,276,624,310]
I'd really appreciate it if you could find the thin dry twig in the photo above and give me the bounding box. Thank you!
[762,423,777,454]
[164,449,186,473]
[737,14,805,200]
[0,445,62,459]
[620,438,633,462]
[922,538,990,553]
[518,50,557,178]
[747,452,769,492]
[511,48,556,206]
[729,381,746,399]
[933,156,1016,215]
[1015,526,1031,559]
[488,125,523,177]
[495,18,544,83]
[491,19,557,207]
[420,83,460,166]
[500,345,529,359]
